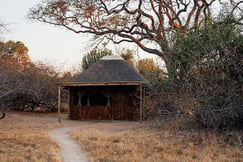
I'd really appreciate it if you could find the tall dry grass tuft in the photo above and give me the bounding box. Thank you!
[0,111,63,162]
[71,122,243,162]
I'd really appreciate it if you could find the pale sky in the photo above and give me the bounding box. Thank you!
[0,0,241,72]
[0,0,100,71]
[0,0,166,72]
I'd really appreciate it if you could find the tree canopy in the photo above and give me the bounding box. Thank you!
[137,58,164,86]
[82,48,112,70]
[120,49,134,66]
[28,0,242,78]
[0,41,30,66]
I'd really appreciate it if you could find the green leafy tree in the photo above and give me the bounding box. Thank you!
[82,48,112,70]
[165,13,243,129]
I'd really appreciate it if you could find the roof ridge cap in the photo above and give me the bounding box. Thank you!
[101,55,124,60]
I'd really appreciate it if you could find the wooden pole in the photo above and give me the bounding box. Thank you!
[58,86,61,123]
[140,84,143,122]
[67,88,70,119]
[143,84,145,121]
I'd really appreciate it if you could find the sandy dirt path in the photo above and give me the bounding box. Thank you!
[49,126,89,162]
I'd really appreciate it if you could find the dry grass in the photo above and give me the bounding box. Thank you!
[1,110,242,162]
[71,122,243,162]
[0,110,76,162]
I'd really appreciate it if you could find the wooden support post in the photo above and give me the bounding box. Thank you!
[67,88,70,119]
[140,84,143,122]
[58,86,61,123]
[143,84,145,121]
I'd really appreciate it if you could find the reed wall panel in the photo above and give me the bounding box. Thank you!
[70,106,112,120]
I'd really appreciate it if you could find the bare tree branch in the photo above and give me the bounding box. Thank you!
[28,0,241,67]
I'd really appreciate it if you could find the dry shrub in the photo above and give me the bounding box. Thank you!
[11,62,60,112]
[71,122,243,162]
[0,60,70,113]
[145,81,199,130]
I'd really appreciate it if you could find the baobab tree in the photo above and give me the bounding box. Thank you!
[28,0,242,79]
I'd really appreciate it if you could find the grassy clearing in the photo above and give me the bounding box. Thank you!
[1,110,242,162]
[71,122,243,162]
[0,110,75,162]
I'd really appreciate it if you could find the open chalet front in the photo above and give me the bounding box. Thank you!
[59,55,146,121]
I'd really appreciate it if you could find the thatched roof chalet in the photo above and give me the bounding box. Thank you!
[59,55,147,121]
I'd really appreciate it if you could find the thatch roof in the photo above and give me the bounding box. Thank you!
[64,55,146,86]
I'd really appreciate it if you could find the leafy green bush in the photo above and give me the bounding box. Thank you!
[151,14,243,129]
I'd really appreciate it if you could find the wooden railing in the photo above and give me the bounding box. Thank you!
[70,106,112,120]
